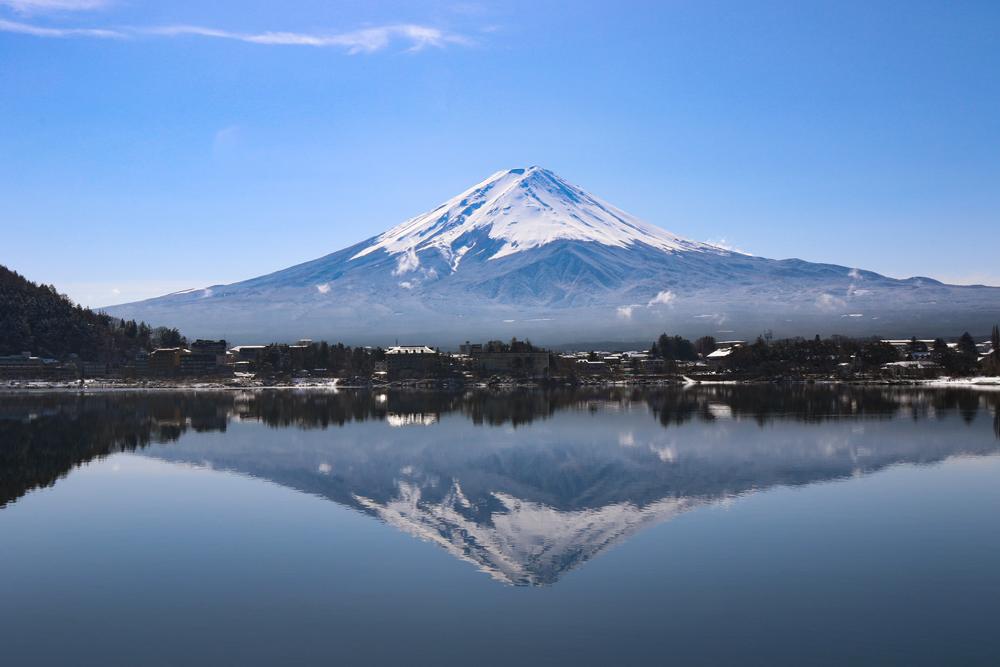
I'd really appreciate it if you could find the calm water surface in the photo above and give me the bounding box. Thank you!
[2,386,999,666]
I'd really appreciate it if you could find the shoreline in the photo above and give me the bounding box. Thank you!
[2,375,999,394]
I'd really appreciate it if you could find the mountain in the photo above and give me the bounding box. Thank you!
[105,167,1000,344]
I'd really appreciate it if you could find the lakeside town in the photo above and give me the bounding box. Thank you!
[3,328,999,389]
[5,266,999,390]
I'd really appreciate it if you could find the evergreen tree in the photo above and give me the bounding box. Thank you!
[0,264,161,360]
[694,336,716,357]
[151,327,186,349]
[653,334,697,361]
[958,331,978,359]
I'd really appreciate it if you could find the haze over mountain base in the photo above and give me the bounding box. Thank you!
[106,167,1000,344]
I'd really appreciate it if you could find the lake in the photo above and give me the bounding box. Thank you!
[2,386,999,665]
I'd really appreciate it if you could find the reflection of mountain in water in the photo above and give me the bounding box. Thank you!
[2,387,999,585]
[355,481,698,585]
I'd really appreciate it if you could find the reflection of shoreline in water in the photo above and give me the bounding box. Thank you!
[2,388,999,585]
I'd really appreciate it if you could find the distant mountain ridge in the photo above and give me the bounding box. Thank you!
[105,167,1000,344]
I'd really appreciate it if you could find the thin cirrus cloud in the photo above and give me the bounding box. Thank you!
[0,0,111,12]
[0,17,119,36]
[0,16,471,53]
[142,23,470,53]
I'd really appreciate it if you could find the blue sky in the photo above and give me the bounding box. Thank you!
[2,0,998,307]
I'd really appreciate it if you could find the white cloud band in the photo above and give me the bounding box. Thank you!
[0,17,470,53]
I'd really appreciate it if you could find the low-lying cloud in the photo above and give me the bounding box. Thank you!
[616,305,639,320]
[618,288,679,319]
[647,290,676,307]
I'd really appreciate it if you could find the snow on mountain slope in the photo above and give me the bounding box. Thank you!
[104,166,1000,343]
[351,166,726,267]
[354,481,698,586]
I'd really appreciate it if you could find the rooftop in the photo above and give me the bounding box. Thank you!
[386,346,437,355]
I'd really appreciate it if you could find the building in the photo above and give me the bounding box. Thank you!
[179,351,216,375]
[79,361,111,377]
[704,341,745,369]
[191,339,228,357]
[471,351,549,377]
[0,352,65,378]
[230,345,267,371]
[576,359,610,376]
[881,340,935,360]
[231,345,266,361]
[149,348,185,375]
[705,347,734,368]
[385,346,440,380]
[460,340,550,377]
[882,360,942,379]
[183,339,229,375]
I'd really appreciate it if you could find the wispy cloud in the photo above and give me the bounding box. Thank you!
[0,0,110,13]
[145,23,470,53]
[0,16,121,37]
[0,16,471,53]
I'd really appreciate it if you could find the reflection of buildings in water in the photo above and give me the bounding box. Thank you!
[385,412,439,427]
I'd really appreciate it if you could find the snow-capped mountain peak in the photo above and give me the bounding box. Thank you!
[105,165,1000,343]
[352,166,722,266]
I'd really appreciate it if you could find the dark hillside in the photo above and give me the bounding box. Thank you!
[0,265,166,360]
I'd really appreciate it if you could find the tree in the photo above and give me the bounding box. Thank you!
[151,327,186,349]
[858,340,899,368]
[694,336,716,357]
[958,331,978,359]
[992,324,999,361]
[0,264,160,361]
[944,332,981,377]
[653,334,697,361]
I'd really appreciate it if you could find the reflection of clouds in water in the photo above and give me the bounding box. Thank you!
[652,445,677,463]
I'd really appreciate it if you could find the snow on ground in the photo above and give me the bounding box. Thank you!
[923,376,1000,390]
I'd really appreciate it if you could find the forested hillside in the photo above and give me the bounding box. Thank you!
[0,265,180,360]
